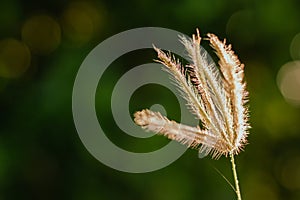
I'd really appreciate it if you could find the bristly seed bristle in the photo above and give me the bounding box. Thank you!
[134,30,250,159]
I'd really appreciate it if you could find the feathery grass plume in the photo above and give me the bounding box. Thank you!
[134,29,250,200]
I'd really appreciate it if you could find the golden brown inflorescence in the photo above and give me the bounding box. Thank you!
[134,30,250,159]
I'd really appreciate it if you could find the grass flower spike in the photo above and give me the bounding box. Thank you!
[134,29,250,200]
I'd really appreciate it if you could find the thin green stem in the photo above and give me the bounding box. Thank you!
[230,153,242,200]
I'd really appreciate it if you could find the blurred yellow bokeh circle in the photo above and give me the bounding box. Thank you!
[0,38,31,78]
[277,61,300,106]
[21,14,61,54]
[61,1,103,46]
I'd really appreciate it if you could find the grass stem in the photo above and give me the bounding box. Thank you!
[230,154,242,200]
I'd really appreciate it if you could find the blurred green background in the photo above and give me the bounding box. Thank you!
[1,0,300,199]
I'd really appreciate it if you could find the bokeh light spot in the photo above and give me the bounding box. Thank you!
[226,10,256,46]
[61,1,103,46]
[290,33,300,60]
[277,61,300,106]
[21,14,61,55]
[0,38,31,78]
